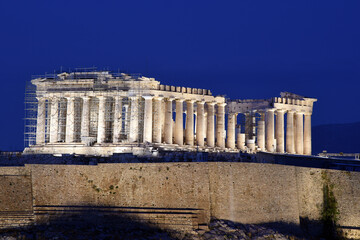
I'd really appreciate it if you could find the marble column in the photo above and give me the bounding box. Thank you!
[65,97,76,143]
[81,96,91,142]
[36,97,46,144]
[123,105,129,138]
[295,112,304,155]
[113,96,122,143]
[257,120,265,151]
[236,124,241,149]
[275,109,285,153]
[160,98,166,141]
[304,112,312,155]
[216,103,226,148]
[58,99,67,142]
[153,97,163,143]
[196,101,205,147]
[286,110,295,154]
[143,96,153,143]
[252,113,257,139]
[164,98,174,144]
[174,99,184,146]
[128,96,139,142]
[97,96,106,144]
[226,113,236,149]
[49,97,59,143]
[265,109,275,152]
[244,113,251,142]
[185,100,195,146]
[204,112,207,140]
[206,102,216,148]
[247,139,255,152]
[238,133,246,151]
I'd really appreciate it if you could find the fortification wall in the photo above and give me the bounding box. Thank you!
[331,170,360,239]
[296,167,360,238]
[0,162,359,238]
[0,167,33,228]
[29,163,211,231]
[208,163,300,225]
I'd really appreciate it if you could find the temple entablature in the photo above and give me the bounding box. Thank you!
[226,92,317,114]
[32,71,216,102]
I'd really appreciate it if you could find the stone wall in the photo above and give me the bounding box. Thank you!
[30,163,211,231]
[0,162,359,238]
[296,167,360,239]
[0,167,33,229]
[208,163,300,225]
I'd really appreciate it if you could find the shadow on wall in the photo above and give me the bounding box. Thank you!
[2,205,359,239]
[0,205,197,239]
[299,217,360,240]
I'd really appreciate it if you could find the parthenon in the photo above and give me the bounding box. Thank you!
[24,70,317,156]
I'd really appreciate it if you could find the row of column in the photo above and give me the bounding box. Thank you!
[36,96,117,145]
[263,109,312,155]
[142,96,227,148]
[223,110,312,155]
[36,97,312,155]
[35,96,227,148]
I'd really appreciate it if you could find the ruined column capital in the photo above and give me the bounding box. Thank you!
[142,95,154,100]
[217,102,227,107]
[36,97,46,102]
[304,112,312,116]
[96,95,106,100]
[287,109,295,114]
[197,100,206,105]
[206,101,217,106]
[186,99,196,104]
[275,109,286,113]
[65,96,76,101]
[175,98,185,102]
[50,96,59,102]
[82,96,91,101]
[266,108,276,112]
[165,97,175,101]
[154,96,164,101]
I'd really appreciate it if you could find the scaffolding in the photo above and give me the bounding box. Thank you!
[45,100,51,143]
[58,98,67,142]
[24,69,148,147]
[105,97,115,142]
[73,98,83,142]
[114,77,145,143]
[89,97,99,139]
[24,81,37,148]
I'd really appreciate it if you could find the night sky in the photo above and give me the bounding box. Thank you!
[0,0,359,151]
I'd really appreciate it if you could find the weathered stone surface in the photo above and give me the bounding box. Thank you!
[28,71,316,156]
[208,163,300,225]
[0,162,359,238]
[0,167,33,229]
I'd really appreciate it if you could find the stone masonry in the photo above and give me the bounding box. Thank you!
[25,71,317,156]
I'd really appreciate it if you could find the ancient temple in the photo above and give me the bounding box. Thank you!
[24,70,316,156]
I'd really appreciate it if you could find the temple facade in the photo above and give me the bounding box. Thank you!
[24,71,316,156]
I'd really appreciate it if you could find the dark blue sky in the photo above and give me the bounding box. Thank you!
[0,0,359,150]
